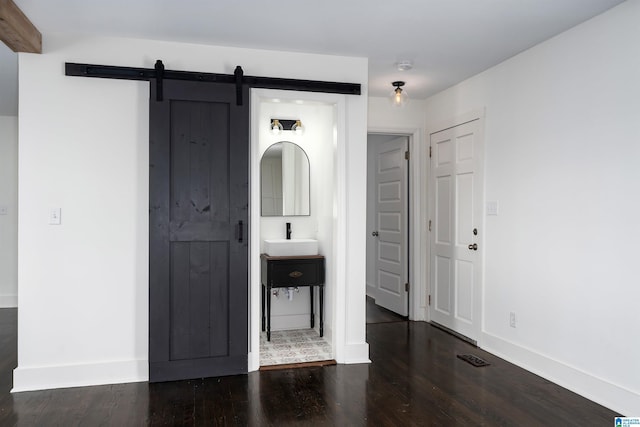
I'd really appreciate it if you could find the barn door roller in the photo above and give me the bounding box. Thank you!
[154,60,164,102]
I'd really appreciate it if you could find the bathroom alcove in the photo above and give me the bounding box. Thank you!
[249,89,344,370]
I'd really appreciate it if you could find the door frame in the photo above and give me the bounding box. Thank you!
[368,127,425,321]
[249,89,352,372]
[426,108,485,345]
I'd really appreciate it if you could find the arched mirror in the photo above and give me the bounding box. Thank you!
[261,142,310,216]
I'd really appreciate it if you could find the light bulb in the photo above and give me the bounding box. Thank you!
[394,88,403,106]
[292,120,304,136]
[390,81,408,108]
[270,119,283,135]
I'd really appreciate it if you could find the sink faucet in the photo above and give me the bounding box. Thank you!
[286,222,292,240]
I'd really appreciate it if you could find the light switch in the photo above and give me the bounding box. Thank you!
[0,206,7,215]
[49,208,62,225]
[486,201,499,216]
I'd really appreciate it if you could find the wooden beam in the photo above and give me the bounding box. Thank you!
[0,0,41,53]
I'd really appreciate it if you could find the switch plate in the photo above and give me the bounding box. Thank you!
[486,201,499,216]
[0,206,7,215]
[49,208,61,225]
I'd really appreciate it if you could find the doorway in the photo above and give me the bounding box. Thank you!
[366,133,410,317]
[252,92,340,369]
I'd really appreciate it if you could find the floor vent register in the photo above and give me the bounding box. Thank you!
[457,354,490,367]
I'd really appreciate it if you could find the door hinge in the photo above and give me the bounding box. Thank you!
[405,282,410,292]
[429,146,432,158]
[428,295,431,306]
[428,219,432,231]
[405,150,410,160]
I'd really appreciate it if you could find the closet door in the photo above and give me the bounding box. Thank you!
[430,119,483,343]
[149,80,249,382]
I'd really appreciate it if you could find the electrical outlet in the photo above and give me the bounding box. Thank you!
[509,312,517,328]
[0,206,8,215]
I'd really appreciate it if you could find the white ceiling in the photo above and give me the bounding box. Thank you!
[1,0,625,116]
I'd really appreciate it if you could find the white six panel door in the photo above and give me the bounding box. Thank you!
[374,137,409,316]
[430,119,483,341]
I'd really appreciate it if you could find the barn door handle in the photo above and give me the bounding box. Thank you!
[238,220,244,242]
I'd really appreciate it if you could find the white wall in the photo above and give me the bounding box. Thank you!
[368,98,427,132]
[15,33,369,392]
[0,115,18,307]
[423,1,640,414]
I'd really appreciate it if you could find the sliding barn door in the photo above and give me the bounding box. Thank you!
[149,80,249,382]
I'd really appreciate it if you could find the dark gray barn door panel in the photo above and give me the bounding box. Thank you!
[149,80,249,382]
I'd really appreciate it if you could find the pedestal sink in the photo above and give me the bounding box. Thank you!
[263,239,318,256]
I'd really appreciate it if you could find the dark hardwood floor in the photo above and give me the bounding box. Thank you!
[0,308,617,426]
[0,309,16,396]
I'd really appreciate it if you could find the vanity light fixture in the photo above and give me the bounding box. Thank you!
[390,81,408,108]
[270,119,284,135]
[270,119,304,135]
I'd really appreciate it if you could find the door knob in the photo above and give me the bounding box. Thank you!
[468,243,478,251]
[372,231,379,237]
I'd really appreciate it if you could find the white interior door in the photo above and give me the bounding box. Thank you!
[373,136,409,316]
[430,119,483,341]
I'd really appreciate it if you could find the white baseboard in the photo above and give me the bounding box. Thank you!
[412,306,427,322]
[12,359,148,392]
[248,351,259,372]
[481,332,639,416]
[0,294,17,308]
[337,342,370,365]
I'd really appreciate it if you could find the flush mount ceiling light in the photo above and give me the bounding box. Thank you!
[390,81,408,107]
[270,119,283,135]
